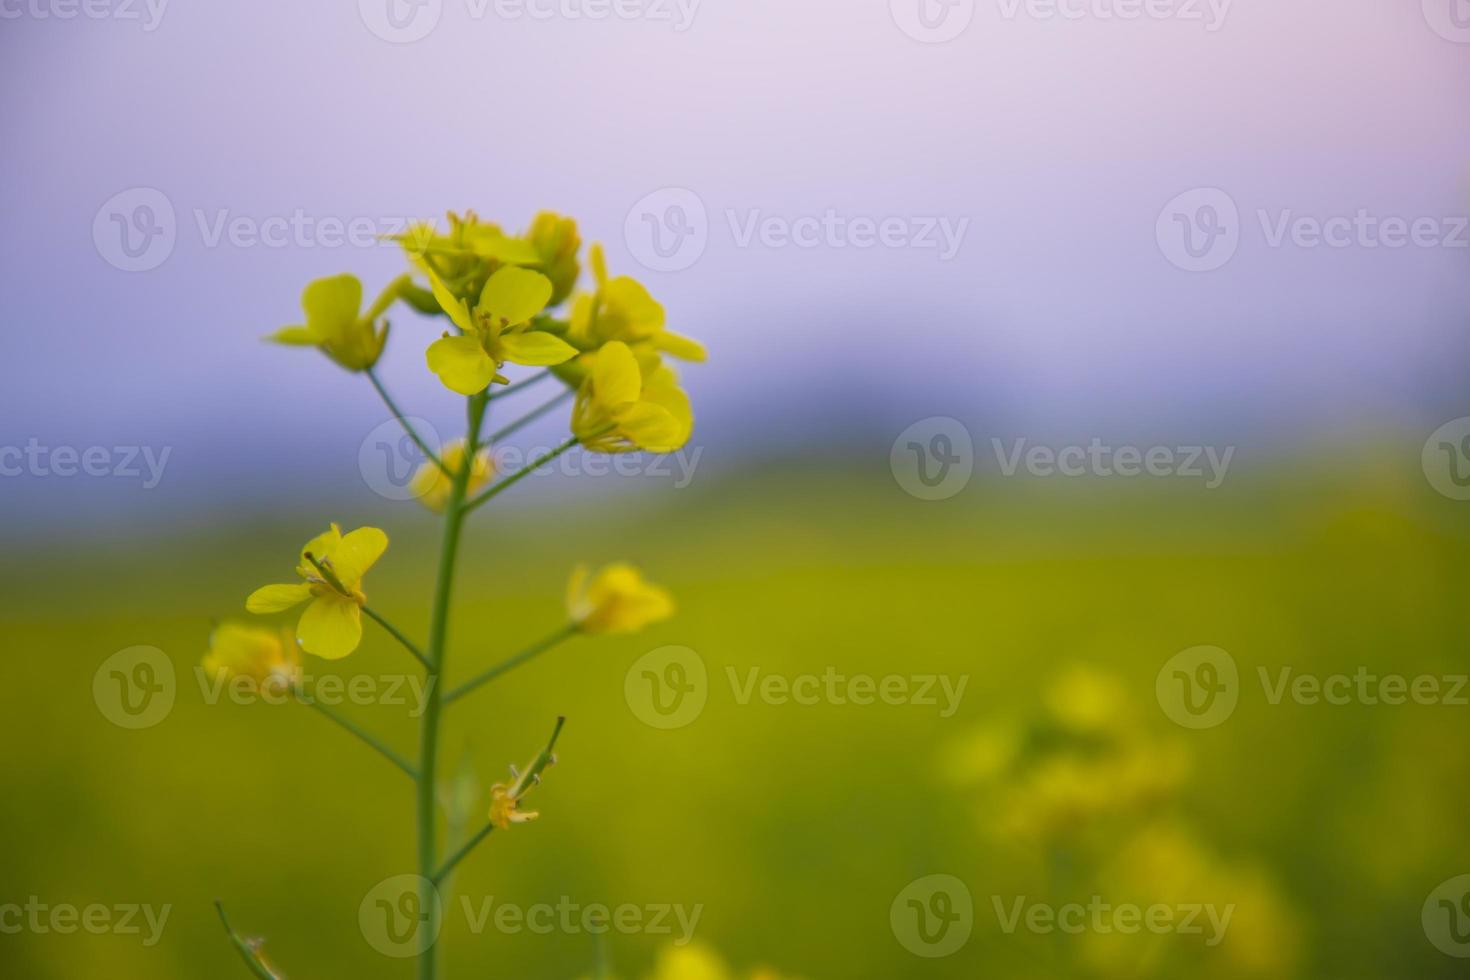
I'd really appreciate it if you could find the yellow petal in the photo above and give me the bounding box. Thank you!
[613,402,684,453]
[590,243,608,289]
[247,582,313,614]
[423,265,475,333]
[498,331,578,367]
[477,267,553,327]
[654,330,707,362]
[297,596,363,660]
[427,335,498,396]
[592,341,641,408]
[301,275,362,339]
[268,325,317,346]
[331,526,388,585]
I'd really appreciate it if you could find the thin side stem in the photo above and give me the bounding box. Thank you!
[416,389,489,980]
[487,389,573,444]
[215,902,282,980]
[431,821,495,886]
[444,623,579,706]
[368,367,448,476]
[300,696,417,780]
[362,605,431,669]
[493,369,552,399]
[461,436,580,516]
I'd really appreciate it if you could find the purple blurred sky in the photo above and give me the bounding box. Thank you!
[2,0,1468,525]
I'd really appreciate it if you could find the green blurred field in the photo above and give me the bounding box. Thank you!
[3,449,1469,979]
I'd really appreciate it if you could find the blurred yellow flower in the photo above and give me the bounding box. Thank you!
[410,439,493,513]
[202,622,301,695]
[245,523,388,660]
[642,943,800,980]
[267,273,397,372]
[423,263,578,395]
[527,211,582,306]
[569,244,706,363]
[572,341,693,454]
[566,563,675,634]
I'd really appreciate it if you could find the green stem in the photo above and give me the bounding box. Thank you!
[368,367,449,477]
[215,902,282,980]
[443,623,578,706]
[417,389,489,980]
[487,389,573,444]
[432,821,496,886]
[461,436,580,516]
[362,605,432,669]
[300,696,417,780]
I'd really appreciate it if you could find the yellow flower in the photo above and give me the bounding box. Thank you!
[526,211,582,307]
[409,439,494,512]
[202,622,302,696]
[571,341,693,454]
[646,944,732,980]
[488,782,539,829]
[267,274,399,372]
[569,244,706,362]
[245,524,388,660]
[489,716,564,829]
[566,563,675,634]
[423,264,579,395]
